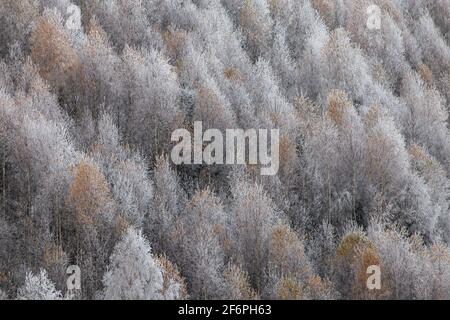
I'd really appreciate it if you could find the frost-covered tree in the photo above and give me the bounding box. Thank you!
[76,17,124,121]
[362,105,436,238]
[84,0,163,51]
[269,23,299,101]
[108,159,152,228]
[223,263,259,300]
[265,223,336,300]
[173,189,227,299]
[346,0,408,84]
[238,0,273,61]
[102,227,187,300]
[178,38,237,132]
[65,158,117,297]
[156,255,188,300]
[400,72,450,173]
[149,155,185,255]
[30,9,79,90]
[229,174,280,289]
[17,269,62,300]
[0,0,39,58]
[291,0,329,99]
[121,46,182,160]
[102,227,163,300]
[409,145,450,243]
[321,28,372,105]
[413,13,450,81]
[367,219,450,299]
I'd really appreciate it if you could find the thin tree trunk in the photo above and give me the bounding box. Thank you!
[2,151,5,218]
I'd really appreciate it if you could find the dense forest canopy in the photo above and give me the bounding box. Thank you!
[0,0,449,300]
